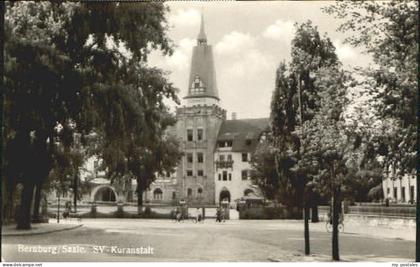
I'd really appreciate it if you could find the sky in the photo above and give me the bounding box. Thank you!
[148,1,372,119]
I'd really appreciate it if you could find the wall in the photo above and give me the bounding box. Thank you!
[175,103,226,205]
[318,205,415,229]
[382,172,416,203]
[214,151,258,203]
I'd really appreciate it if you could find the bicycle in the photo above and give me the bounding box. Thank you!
[325,220,344,233]
[325,212,344,233]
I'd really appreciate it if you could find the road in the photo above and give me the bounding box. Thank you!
[2,219,415,262]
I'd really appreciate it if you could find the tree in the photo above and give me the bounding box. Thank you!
[250,132,303,218]
[298,66,353,261]
[323,0,418,260]
[4,2,177,229]
[270,21,339,255]
[124,111,183,212]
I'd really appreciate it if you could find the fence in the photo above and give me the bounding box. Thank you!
[318,204,416,220]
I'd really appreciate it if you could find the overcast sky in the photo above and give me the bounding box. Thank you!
[148,1,372,119]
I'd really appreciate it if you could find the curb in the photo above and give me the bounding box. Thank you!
[2,224,83,237]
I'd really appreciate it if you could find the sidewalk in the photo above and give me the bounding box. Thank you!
[236,219,415,241]
[2,219,83,236]
[269,252,413,262]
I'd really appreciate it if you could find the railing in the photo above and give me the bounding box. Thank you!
[183,140,208,149]
[215,160,234,169]
[318,205,416,219]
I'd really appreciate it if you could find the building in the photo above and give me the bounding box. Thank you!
[146,15,268,206]
[62,16,268,206]
[382,166,416,204]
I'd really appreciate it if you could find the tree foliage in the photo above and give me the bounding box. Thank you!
[323,0,418,176]
[269,21,339,208]
[3,2,179,228]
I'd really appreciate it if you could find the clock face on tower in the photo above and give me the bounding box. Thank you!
[191,75,205,94]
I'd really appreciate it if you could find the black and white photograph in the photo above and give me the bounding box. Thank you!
[1,0,418,265]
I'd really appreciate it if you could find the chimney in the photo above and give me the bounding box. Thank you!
[231,112,237,120]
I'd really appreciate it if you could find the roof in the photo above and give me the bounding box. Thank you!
[197,13,207,42]
[217,118,270,152]
[184,15,219,101]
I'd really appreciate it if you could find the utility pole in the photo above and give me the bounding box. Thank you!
[298,73,310,256]
[332,161,340,261]
[57,191,60,224]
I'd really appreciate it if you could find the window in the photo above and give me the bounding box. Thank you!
[242,170,248,180]
[218,174,221,181]
[387,188,390,196]
[187,153,193,163]
[153,188,163,200]
[242,153,248,162]
[187,188,193,197]
[197,152,204,163]
[192,76,203,93]
[166,172,171,178]
[228,173,232,181]
[197,170,204,176]
[172,191,176,200]
[227,154,232,161]
[393,187,397,199]
[410,186,415,203]
[227,141,233,147]
[222,171,227,181]
[401,187,406,202]
[187,129,193,141]
[246,139,252,145]
[197,188,203,198]
[197,129,203,141]
[187,170,193,177]
[219,155,225,161]
[218,141,225,148]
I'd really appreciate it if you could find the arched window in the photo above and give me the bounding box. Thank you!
[153,188,163,200]
[191,75,205,94]
[197,188,203,198]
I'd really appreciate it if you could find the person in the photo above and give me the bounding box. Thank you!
[216,206,223,223]
[63,201,71,219]
[328,201,344,225]
[196,208,202,222]
[175,206,182,222]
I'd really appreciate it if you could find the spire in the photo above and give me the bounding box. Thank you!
[197,13,207,44]
[185,14,219,102]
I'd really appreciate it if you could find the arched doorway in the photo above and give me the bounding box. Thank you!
[93,186,117,202]
[219,190,231,203]
[153,188,163,200]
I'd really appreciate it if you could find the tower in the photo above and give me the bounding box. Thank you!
[175,15,226,205]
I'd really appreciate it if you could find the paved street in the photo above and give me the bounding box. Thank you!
[2,218,415,262]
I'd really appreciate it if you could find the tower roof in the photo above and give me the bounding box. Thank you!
[184,14,219,101]
[197,13,207,42]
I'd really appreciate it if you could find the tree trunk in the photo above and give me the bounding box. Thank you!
[137,184,143,214]
[73,175,78,213]
[16,183,35,230]
[57,193,60,223]
[6,188,14,223]
[311,194,319,223]
[304,205,310,255]
[32,183,43,223]
[332,186,340,261]
[416,168,419,261]
[3,180,14,224]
